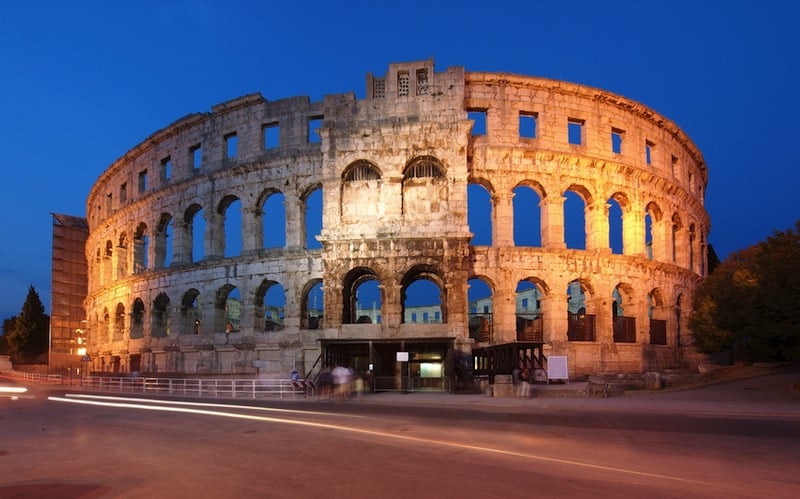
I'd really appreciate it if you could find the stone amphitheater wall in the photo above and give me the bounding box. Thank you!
[84,60,708,378]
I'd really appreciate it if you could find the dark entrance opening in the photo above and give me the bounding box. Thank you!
[319,338,455,392]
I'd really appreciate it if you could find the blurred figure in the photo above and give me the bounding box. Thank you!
[332,365,352,400]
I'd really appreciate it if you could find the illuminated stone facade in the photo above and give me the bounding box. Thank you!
[84,60,708,379]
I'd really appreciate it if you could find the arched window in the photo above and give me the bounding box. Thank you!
[516,279,545,341]
[567,280,594,341]
[341,160,382,221]
[219,195,242,258]
[155,213,173,268]
[671,213,682,264]
[133,223,148,273]
[468,183,492,246]
[564,190,587,250]
[117,233,128,277]
[513,185,542,247]
[261,192,286,249]
[342,267,381,324]
[648,289,667,345]
[342,160,381,182]
[301,279,324,329]
[403,156,445,179]
[181,288,202,333]
[607,197,624,254]
[401,265,445,324]
[612,284,635,343]
[645,202,662,261]
[131,298,145,339]
[256,280,286,331]
[184,204,205,263]
[402,156,447,216]
[114,303,126,339]
[468,278,493,342]
[152,293,171,338]
[304,186,322,250]
[215,285,241,332]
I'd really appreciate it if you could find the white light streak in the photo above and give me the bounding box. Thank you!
[48,393,712,486]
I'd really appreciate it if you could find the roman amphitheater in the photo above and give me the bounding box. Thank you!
[83,60,709,388]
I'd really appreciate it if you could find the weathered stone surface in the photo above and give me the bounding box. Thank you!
[83,60,709,378]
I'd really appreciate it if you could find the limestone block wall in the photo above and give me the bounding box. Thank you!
[83,60,709,378]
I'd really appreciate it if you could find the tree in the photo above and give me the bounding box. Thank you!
[0,316,16,355]
[690,221,800,363]
[5,286,50,363]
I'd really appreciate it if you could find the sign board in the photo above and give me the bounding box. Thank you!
[547,356,569,383]
[396,351,409,362]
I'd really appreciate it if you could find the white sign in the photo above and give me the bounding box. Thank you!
[547,356,569,383]
[396,351,409,362]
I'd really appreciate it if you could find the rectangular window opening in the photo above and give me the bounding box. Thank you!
[671,155,678,177]
[612,128,624,154]
[373,78,385,99]
[519,112,537,139]
[398,71,409,97]
[645,140,655,166]
[191,144,202,170]
[161,156,172,180]
[468,109,487,136]
[225,132,238,159]
[138,170,148,193]
[263,123,279,149]
[416,68,429,95]
[568,119,584,146]
[120,182,127,203]
[307,116,323,144]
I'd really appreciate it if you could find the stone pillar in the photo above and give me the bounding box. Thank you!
[491,274,517,343]
[172,220,190,265]
[623,208,643,256]
[541,292,568,348]
[494,192,513,247]
[381,283,403,329]
[284,194,302,250]
[324,280,343,328]
[540,196,566,249]
[206,209,223,259]
[585,200,610,252]
[241,207,262,255]
[652,218,669,262]
[588,292,611,344]
[133,237,146,273]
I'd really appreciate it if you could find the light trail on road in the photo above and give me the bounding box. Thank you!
[49,393,715,488]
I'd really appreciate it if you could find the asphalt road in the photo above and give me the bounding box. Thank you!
[1,373,799,498]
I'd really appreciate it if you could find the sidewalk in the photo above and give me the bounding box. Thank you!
[346,371,800,419]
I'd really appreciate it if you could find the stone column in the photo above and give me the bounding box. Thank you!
[585,200,610,252]
[206,209,223,259]
[541,292,568,349]
[172,220,190,265]
[540,196,566,249]
[284,194,302,250]
[623,207,643,256]
[491,273,517,343]
[241,207,262,255]
[493,192,513,247]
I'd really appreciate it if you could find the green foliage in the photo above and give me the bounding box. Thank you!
[690,221,800,362]
[5,286,50,363]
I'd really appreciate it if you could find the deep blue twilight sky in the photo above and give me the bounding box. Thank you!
[1,0,798,323]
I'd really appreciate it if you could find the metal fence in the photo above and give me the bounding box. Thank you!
[81,377,310,399]
[3,371,311,400]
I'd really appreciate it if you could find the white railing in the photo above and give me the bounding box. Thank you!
[81,376,311,399]
[8,371,66,385]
